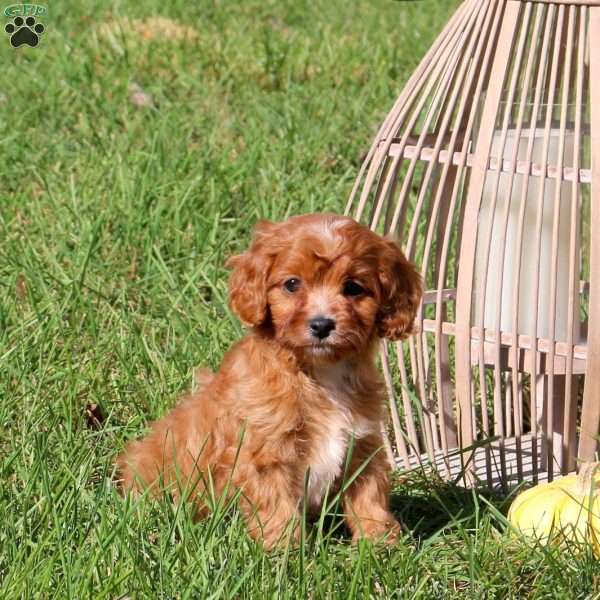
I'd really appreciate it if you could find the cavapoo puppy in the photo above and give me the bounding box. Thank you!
[117,213,422,548]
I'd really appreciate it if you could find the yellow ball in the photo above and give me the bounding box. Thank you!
[508,462,600,552]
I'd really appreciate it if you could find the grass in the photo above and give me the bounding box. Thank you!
[2,0,600,597]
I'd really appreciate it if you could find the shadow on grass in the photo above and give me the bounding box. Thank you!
[308,469,513,544]
[388,469,511,538]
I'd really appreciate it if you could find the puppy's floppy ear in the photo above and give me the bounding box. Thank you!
[376,238,423,341]
[226,220,276,327]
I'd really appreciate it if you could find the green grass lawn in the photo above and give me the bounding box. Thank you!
[2,0,600,597]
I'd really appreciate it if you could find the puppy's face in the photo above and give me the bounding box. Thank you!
[227,214,422,364]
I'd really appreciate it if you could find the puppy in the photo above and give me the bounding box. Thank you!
[117,213,422,548]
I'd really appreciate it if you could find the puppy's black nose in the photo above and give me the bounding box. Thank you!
[309,316,336,339]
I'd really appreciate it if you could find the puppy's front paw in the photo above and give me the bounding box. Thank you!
[257,520,301,551]
[352,516,403,545]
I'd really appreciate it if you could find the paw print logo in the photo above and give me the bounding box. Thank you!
[5,15,44,48]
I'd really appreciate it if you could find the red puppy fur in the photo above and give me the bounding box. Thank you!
[117,213,422,549]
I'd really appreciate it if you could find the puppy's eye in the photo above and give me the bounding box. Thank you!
[343,280,365,297]
[283,278,301,293]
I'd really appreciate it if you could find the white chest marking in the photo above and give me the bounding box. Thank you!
[306,414,349,507]
[305,363,378,507]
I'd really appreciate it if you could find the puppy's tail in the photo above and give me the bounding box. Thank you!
[191,366,214,393]
[114,440,151,496]
[114,367,215,495]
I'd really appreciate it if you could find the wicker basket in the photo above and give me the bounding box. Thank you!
[347,0,600,488]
